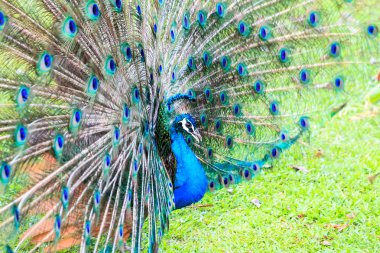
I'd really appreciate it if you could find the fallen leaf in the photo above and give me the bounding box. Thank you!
[297,214,306,219]
[321,240,332,246]
[346,212,356,219]
[227,188,233,194]
[325,223,349,232]
[315,148,324,158]
[251,199,261,208]
[291,165,309,173]
[368,172,380,184]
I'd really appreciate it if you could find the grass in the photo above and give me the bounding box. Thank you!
[162,99,380,252]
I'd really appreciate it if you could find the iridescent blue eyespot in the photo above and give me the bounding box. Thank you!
[86,1,101,21]
[222,176,229,187]
[308,11,320,27]
[136,4,142,17]
[186,135,192,145]
[225,136,233,149]
[158,64,163,75]
[16,85,30,109]
[113,126,120,145]
[137,44,145,62]
[245,121,255,135]
[105,154,111,167]
[171,68,177,83]
[299,69,311,85]
[279,47,291,63]
[209,180,216,192]
[197,10,207,28]
[219,91,228,105]
[207,148,213,158]
[53,134,64,159]
[252,163,260,173]
[0,10,8,31]
[280,131,289,142]
[215,119,222,132]
[188,56,196,71]
[69,109,82,134]
[14,124,28,147]
[122,103,130,123]
[133,159,138,173]
[121,43,133,62]
[187,89,196,99]
[367,24,378,38]
[61,186,69,209]
[55,215,62,237]
[228,174,234,183]
[87,75,99,96]
[233,103,242,116]
[119,225,123,237]
[203,51,212,68]
[253,80,265,94]
[204,87,212,101]
[236,63,248,77]
[61,17,78,39]
[200,114,208,126]
[153,22,158,34]
[183,12,191,30]
[242,169,251,180]
[333,76,344,90]
[299,116,310,130]
[104,56,117,75]
[269,101,279,115]
[1,162,11,184]
[103,153,111,177]
[237,21,250,37]
[270,147,280,159]
[216,2,227,18]
[220,56,231,72]
[111,0,122,12]
[13,205,20,230]
[170,22,176,43]
[329,42,341,58]
[84,220,91,241]
[94,190,101,207]
[259,25,271,41]
[37,52,54,75]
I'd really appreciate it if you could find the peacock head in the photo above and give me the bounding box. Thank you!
[172,114,202,143]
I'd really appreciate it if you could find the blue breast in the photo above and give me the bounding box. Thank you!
[170,131,208,209]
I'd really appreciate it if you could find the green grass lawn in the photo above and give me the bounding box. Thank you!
[162,98,380,252]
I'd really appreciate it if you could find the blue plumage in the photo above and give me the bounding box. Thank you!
[171,131,207,209]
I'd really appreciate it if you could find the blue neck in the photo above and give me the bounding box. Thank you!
[170,127,208,209]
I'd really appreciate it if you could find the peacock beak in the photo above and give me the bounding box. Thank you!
[192,129,202,143]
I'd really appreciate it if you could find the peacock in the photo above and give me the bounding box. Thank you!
[0,0,378,252]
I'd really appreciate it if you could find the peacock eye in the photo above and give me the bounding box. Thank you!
[86,1,101,21]
[111,0,123,12]
[0,11,8,31]
[62,17,78,39]
[121,43,133,62]
[104,56,117,75]
[185,122,191,128]
[1,162,11,184]
[37,52,54,75]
